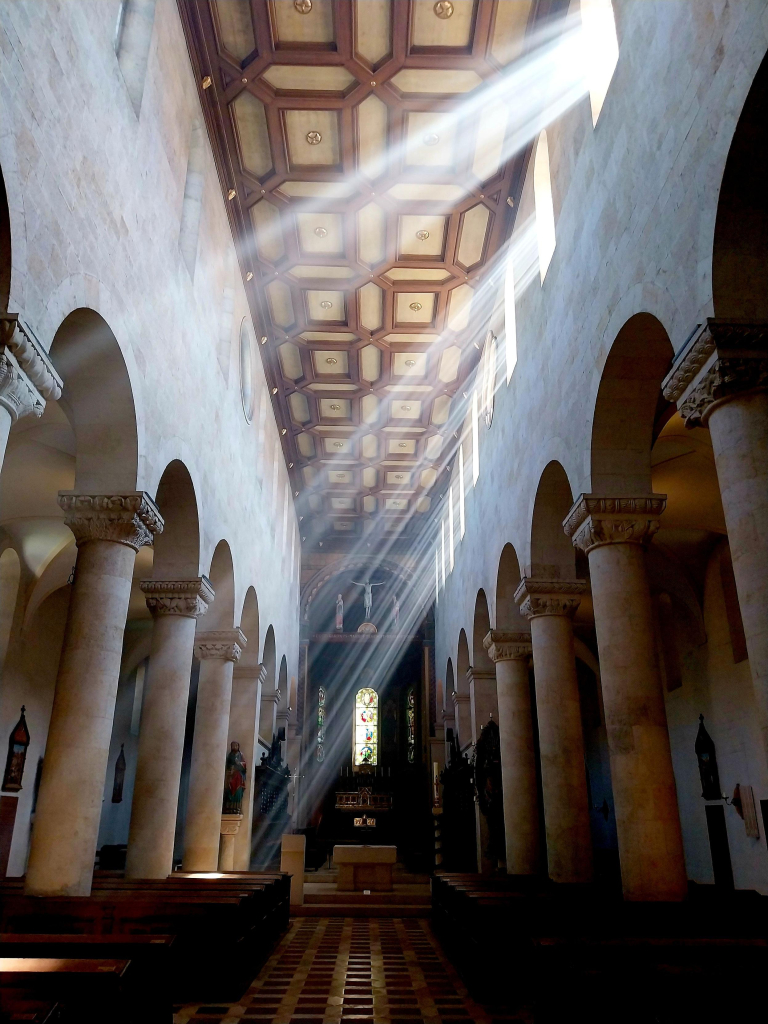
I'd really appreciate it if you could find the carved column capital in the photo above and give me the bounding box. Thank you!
[483,630,532,662]
[514,578,586,620]
[563,494,666,555]
[0,352,45,423]
[58,492,164,551]
[0,313,63,402]
[194,628,246,663]
[141,577,214,619]
[261,688,281,706]
[662,319,768,427]
[257,663,268,686]
[451,691,470,707]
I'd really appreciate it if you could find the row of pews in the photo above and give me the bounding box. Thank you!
[432,872,768,1023]
[0,870,291,1023]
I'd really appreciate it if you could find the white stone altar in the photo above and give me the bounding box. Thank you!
[333,844,396,892]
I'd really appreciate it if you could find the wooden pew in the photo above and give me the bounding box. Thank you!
[0,873,291,1002]
[0,957,157,1024]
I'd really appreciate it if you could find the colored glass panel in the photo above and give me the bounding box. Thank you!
[354,687,378,766]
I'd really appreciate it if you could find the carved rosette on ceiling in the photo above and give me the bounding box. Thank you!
[141,577,215,619]
[662,319,768,428]
[514,578,586,620]
[58,492,164,551]
[194,628,247,663]
[563,494,666,555]
[483,630,532,663]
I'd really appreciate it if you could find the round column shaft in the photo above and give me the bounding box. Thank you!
[183,629,246,871]
[125,578,213,879]
[25,493,162,896]
[515,581,592,885]
[565,496,687,901]
[663,321,768,762]
[484,631,540,876]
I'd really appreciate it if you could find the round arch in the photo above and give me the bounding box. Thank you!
[590,312,674,496]
[530,461,577,579]
[49,308,138,493]
[472,589,493,671]
[713,50,768,318]
[496,543,523,630]
[238,587,260,672]
[205,540,235,631]
[151,460,200,581]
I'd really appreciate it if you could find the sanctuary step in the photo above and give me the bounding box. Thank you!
[296,880,431,917]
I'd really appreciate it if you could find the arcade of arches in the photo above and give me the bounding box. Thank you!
[0,2,767,1022]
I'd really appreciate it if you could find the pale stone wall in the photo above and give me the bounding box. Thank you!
[435,1,768,891]
[0,0,299,873]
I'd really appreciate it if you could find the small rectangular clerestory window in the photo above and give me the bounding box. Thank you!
[115,0,157,117]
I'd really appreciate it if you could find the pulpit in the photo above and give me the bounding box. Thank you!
[333,845,396,891]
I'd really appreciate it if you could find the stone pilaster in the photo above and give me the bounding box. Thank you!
[664,320,768,766]
[25,493,163,896]
[450,690,472,749]
[515,579,592,884]
[483,631,540,876]
[184,628,246,871]
[563,495,686,900]
[125,577,214,879]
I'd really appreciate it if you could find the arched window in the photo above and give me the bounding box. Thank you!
[533,130,556,281]
[481,331,497,427]
[504,256,517,381]
[316,686,326,763]
[581,0,619,126]
[354,687,378,766]
[239,319,255,423]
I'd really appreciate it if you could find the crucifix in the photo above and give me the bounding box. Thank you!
[351,578,385,621]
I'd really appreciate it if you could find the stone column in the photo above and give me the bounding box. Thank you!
[451,691,471,750]
[564,496,687,901]
[483,631,540,876]
[25,493,163,896]
[229,663,266,870]
[125,577,214,879]
[183,629,246,872]
[0,314,62,466]
[663,320,768,762]
[514,580,592,885]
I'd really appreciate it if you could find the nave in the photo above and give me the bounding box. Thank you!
[175,917,506,1024]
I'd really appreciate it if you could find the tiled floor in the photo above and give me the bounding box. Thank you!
[174,917,528,1024]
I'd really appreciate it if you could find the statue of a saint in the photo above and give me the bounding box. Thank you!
[351,578,385,621]
[223,740,247,814]
[392,594,400,629]
[335,593,344,632]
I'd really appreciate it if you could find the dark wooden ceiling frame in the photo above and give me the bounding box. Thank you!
[177,0,563,554]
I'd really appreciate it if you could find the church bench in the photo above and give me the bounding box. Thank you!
[0,956,164,1024]
[0,895,259,1001]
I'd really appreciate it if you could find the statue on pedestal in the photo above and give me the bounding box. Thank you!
[223,740,247,814]
[335,593,344,632]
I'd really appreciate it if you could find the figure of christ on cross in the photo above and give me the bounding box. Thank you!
[351,578,385,622]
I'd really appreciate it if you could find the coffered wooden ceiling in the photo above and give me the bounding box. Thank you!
[178,0,541,549]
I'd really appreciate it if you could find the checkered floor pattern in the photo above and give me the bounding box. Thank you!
[174,917,528,1024]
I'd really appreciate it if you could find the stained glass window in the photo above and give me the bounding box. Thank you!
[316,686,326,763]
[354,687,378,766]
[407,688,415,763]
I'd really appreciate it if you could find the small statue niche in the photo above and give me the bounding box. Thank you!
[695,714,723,800]
[2,706,30,793]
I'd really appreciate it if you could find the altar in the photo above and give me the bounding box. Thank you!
[333,845,397,892]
